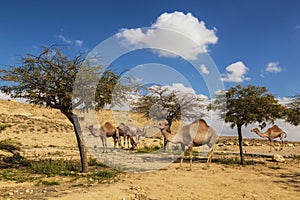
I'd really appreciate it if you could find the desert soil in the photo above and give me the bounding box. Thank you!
[0,100,299,200]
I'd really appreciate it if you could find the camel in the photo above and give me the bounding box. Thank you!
[131,125,150,147]
[117,123,137,149]
[86,122,122,152]
[156,119,218,169]
[251,125,287,152]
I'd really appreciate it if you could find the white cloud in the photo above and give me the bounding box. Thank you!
[221,61,250,83]
[116,11,218,60]
[159,83,208,100]
[58,34,72,44]
[58,34,83,47]
[75,40,83,47]
[296,25,300,29]
[266,62,283,73]
[199,64,210,74]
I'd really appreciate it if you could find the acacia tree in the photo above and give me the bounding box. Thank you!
[209,84,285,164]
[0,46,123,172]
[286,94,300,126]
[131,85,206,150]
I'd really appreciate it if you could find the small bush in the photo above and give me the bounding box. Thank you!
[136,145,161,153]
[86,170,119,183]
[88,157,106,167]
[0,169,36,183]
[41,180,60,186]
[29,159,81,176]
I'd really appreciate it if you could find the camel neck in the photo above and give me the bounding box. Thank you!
[254,129,267,138]
[161,128,173,142]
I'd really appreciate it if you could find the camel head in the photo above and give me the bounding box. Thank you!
[154,120,169,130]
[250,128,259,133]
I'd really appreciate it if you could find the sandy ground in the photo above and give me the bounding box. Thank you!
[0,100,300,200]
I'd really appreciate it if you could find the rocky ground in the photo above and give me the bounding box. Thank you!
[0,99,299,200]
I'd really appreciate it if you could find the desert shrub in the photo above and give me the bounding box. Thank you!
[213,157,265,165]
[85,170,119,183]
[29,159,81,176]
[0,169,36,183]
[40,180,60,186]
[136,145,161,153]
[88,157,106,167]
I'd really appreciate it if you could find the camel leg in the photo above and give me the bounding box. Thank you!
[163,138,168,152]
[104,136,107,153]
[100,136,105,153]
[116,128,123,149]
[269,140,278,151]
[279,134,284,151]
[207,147,214,167]
[179,143,185,169]
[189,145,193,170]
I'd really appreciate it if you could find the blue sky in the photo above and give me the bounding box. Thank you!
[1,0,300,98]
[1,0,300,140]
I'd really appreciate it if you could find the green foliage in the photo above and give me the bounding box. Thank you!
[210,84,285,128]
[86,170,119,183]
[209,84,285,165]
[0,45,134,172]
[136,145,161,153]
[0,169,36,183]
[132,86,206,126]
[286,95,300,126]
[29,159,81,176]
[41,180,60,186]
[88,157,106,167]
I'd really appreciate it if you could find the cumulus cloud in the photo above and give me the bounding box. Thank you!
[116,11,218,60]
[199,64,210,74]
[221,61,250,83]
[266,62,283,73]
[158,83,208,100]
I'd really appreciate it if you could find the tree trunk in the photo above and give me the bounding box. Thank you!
[64,111,88,172]
[163,119,172,152]
[237,124,244,165]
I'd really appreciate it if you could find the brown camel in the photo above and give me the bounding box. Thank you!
[156,119,218,169]
[251,125,287,151]
[86,122,122,152]
[117,123,137,149]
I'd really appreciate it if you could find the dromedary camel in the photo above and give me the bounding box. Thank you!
[131,125,150,147]
[156,119,218,169]
[251,125,287,152]
[86,122,122,153]
[117,123,137,149]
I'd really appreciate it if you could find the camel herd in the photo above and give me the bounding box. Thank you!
[86,119,287,169]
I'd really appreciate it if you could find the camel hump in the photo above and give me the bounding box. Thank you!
[103,121,115,130]
[192,119,209,128]
[270,125,283,132]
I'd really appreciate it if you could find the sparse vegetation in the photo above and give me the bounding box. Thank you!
[213,157,265,165]
[136,145,161,153]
